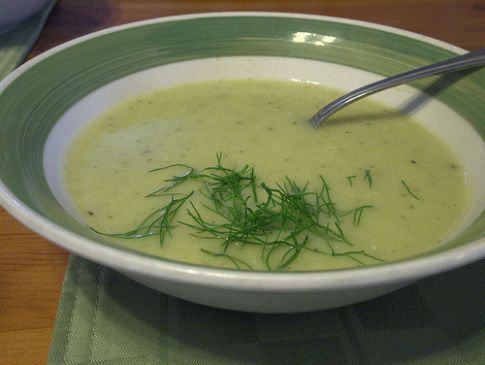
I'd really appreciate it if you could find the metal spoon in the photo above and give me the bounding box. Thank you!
[308,48,485,128]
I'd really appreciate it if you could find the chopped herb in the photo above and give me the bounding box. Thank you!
[347,175,357,187]
[146,164,201,197]
[200,249,253,270]
[401,180,420,200]
[353,205,373,225]
[364,169,373,188]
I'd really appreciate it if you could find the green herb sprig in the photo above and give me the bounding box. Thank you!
[401,180,420,200]
[364,169,373,188]
[92,191,193,247]
[93,154,382,270]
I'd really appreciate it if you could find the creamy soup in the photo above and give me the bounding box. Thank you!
[63,79,466,271]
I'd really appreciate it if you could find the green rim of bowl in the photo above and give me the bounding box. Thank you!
[0,13,484,270]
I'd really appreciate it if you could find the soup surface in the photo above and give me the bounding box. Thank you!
[63,79,466,271]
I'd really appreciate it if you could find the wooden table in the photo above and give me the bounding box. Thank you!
[1,1,484,364]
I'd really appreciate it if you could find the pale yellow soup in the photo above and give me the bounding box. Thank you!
[63,79,466,271]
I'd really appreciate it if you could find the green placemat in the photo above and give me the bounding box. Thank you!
[47,255,485,365]
[0,0,56,80]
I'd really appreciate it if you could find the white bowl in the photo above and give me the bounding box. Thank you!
[0,13,484,313]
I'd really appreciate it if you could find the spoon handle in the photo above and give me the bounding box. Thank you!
[309,48,485,128]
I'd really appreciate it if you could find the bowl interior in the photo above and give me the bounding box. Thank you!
[1,14,484,270]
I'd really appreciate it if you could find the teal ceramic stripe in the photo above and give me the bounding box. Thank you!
[0,15,483,259]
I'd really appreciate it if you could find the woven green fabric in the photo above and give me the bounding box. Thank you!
[47,255,484,365]
[0,0,56,80]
